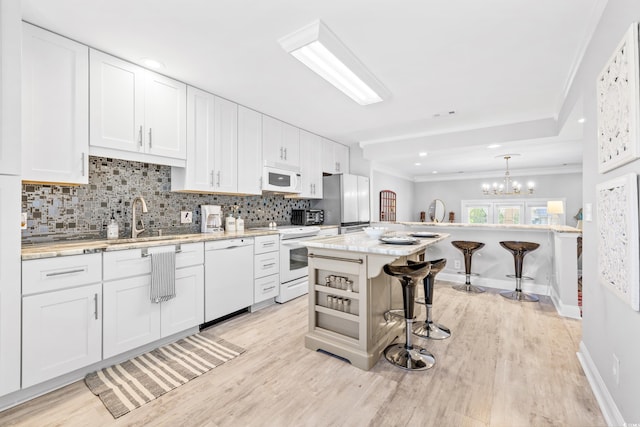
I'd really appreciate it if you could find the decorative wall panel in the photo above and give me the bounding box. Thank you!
[597,22,640,173]
[596,173,639,310]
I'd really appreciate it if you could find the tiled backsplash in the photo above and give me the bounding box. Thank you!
[22,156,310,242]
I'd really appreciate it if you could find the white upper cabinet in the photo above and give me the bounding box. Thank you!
[262,115,299,170]
[171,86,238,193]
[213,96,238,193]
[172,86,215,192]
[22,23,89,184]
[237,106,262,195]
[89,49,186,166]
[322,138,350,174]
[298,130,323,199]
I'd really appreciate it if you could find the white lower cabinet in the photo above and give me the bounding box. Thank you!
[103,274,160,359]
[103,244,204,359]
[161,264,204,337]
[253,235,280,304]
[254,274,279,303]
[22,253,102,388]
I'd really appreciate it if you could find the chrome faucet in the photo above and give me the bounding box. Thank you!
[131,196,148,238]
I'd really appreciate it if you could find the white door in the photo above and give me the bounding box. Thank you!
[262,115,283,167]
[22,23,89,184]
[299,130,322,198]
[172,86,215,192]
[145,72,186,160]
[213,96,238,193]
[281,121,300,169]
[357,176,370,223]
[161,265,204,337]
[0,176,21,396]
[89,49,145,152]
[334,143,349,174]
[103,275,161,359]
[237,106,262,195]
[22,284,102,388]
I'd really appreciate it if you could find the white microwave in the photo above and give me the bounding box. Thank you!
[262,166,301,193]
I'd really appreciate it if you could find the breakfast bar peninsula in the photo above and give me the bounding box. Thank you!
[301,231,449,370]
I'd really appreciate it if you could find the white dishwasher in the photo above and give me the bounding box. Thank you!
[204,238,254,322]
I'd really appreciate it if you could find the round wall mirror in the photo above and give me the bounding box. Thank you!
[429,199,446,222]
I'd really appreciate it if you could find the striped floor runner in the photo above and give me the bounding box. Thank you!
[85,333,245,418]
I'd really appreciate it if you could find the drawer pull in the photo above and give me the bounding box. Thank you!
[308,253,363,264]
[45,268,85,277]
[263,263,276,268]
[264,285,276,292]
[263,242,275,247]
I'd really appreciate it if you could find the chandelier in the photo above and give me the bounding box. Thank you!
[482,155,534,195]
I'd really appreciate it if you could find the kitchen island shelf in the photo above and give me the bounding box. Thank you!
[313,285,360,299]
[315,305,359,321]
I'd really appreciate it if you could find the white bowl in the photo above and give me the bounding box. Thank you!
[363,227,388,239]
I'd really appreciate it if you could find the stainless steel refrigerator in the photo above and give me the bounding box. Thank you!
[311,174,370,233]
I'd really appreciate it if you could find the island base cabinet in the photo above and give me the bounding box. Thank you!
[305,249,416,370]
[22,283,102,388]
[103,275,161,359]
[161,265,204,337]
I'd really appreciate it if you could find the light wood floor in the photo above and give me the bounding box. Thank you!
[0,282,605,427]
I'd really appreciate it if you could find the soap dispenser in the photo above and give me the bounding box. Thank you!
[225,213,236,233]
[236,216,245,233]
[107,211,119,240]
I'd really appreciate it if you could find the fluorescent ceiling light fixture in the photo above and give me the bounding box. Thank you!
[279,20,389,105]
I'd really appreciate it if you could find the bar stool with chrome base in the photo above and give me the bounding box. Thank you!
[451,241,486,293]
[410,258,451,340]
[499,241,540,302]
[382,261,435,370]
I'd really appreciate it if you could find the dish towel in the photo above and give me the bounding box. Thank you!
[150,249,176,303]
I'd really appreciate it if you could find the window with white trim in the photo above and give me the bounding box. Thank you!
[461,198,566,225]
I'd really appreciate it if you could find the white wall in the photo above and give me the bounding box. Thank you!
[371,170,414,222]
[560,1,640,424]
[413,172,583,226]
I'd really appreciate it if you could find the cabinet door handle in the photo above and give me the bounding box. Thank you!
[81,152,86,177]
[45,268,85,277]
[284,148,287,160]
[280,147,283,160]
[217,171,221,187]
[335,161,339,172]
[94,293,99,320]
[211,170,215,187]
[138,125,143,147]
[148,128,153,148]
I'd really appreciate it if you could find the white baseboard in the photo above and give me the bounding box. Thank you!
[550,287,582,319]
[577,341,625,427]
[437,272,550,296]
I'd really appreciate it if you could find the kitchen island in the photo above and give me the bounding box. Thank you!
[395,222,582,318]
[301,231,449,370]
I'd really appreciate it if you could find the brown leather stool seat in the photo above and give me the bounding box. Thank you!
[499,241,540,302]
[382,261,435,370]
[451,241,485,293]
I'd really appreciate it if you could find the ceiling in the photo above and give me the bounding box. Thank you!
[21,0,607,181]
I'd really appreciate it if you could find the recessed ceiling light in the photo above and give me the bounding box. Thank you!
[140,58,165,70]
[414,162,421,166]
[487,144,501,149]
[577,117,586,123]
[419,152,427,157]
[432,171,438,174]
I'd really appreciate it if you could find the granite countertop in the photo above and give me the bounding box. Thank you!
[21,229,279,260]
[300,231,450,256]
[397,222,581,233]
